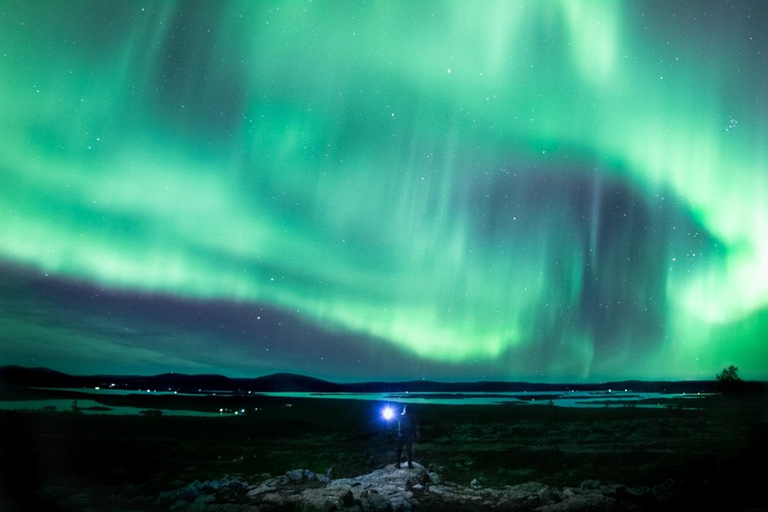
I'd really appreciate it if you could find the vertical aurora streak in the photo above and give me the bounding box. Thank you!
[1,1,766,380]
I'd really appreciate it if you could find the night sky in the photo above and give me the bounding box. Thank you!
[1,1,767,381]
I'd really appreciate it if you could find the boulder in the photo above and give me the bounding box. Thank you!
[538,486,562,505]
[508,482,548,494]
[579,480,601,493]
[341,489,355,507]
[286,469,317,482]
[162,464,652,511]
[361,488,393,511]
[537,494,618,512]
[298,486,354,512]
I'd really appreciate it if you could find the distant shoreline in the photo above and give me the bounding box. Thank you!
[4,365,765,394]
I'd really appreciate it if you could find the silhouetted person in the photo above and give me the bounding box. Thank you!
[395,405,417,468]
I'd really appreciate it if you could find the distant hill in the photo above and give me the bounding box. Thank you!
[0,366,75,387]
[0,365,341,393]
[4,365,766,394]
[251,373,342,392]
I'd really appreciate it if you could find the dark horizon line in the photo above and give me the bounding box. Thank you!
[1,364,762,387]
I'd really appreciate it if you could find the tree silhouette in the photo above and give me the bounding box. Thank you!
[716,365,743,393]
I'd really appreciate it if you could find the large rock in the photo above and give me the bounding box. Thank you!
[536,493,619,512]
[579,480,602,493]
[286,469,330,484]
[298,486,356,512]
[163,463,654,511]
[538,486,562,505]
[245,463,427,511]
[361,488,392,511]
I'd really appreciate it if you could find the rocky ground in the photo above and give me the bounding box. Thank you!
[1,392,766,511]
[156,464,691,511]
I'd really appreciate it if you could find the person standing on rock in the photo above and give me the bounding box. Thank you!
[395,405,417,469]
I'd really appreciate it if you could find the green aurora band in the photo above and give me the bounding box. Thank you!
[1,1,767,379]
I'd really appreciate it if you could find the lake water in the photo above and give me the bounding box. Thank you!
[0,399,223,417]
[269,390,709,408]
[0,387,711,416]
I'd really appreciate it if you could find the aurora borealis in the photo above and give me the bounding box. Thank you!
[1,1,767,381]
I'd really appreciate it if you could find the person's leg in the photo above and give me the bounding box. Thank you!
[395,437,404,468]
[406,439,413,468]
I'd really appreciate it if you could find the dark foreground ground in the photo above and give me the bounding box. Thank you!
[0,388,766,511]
